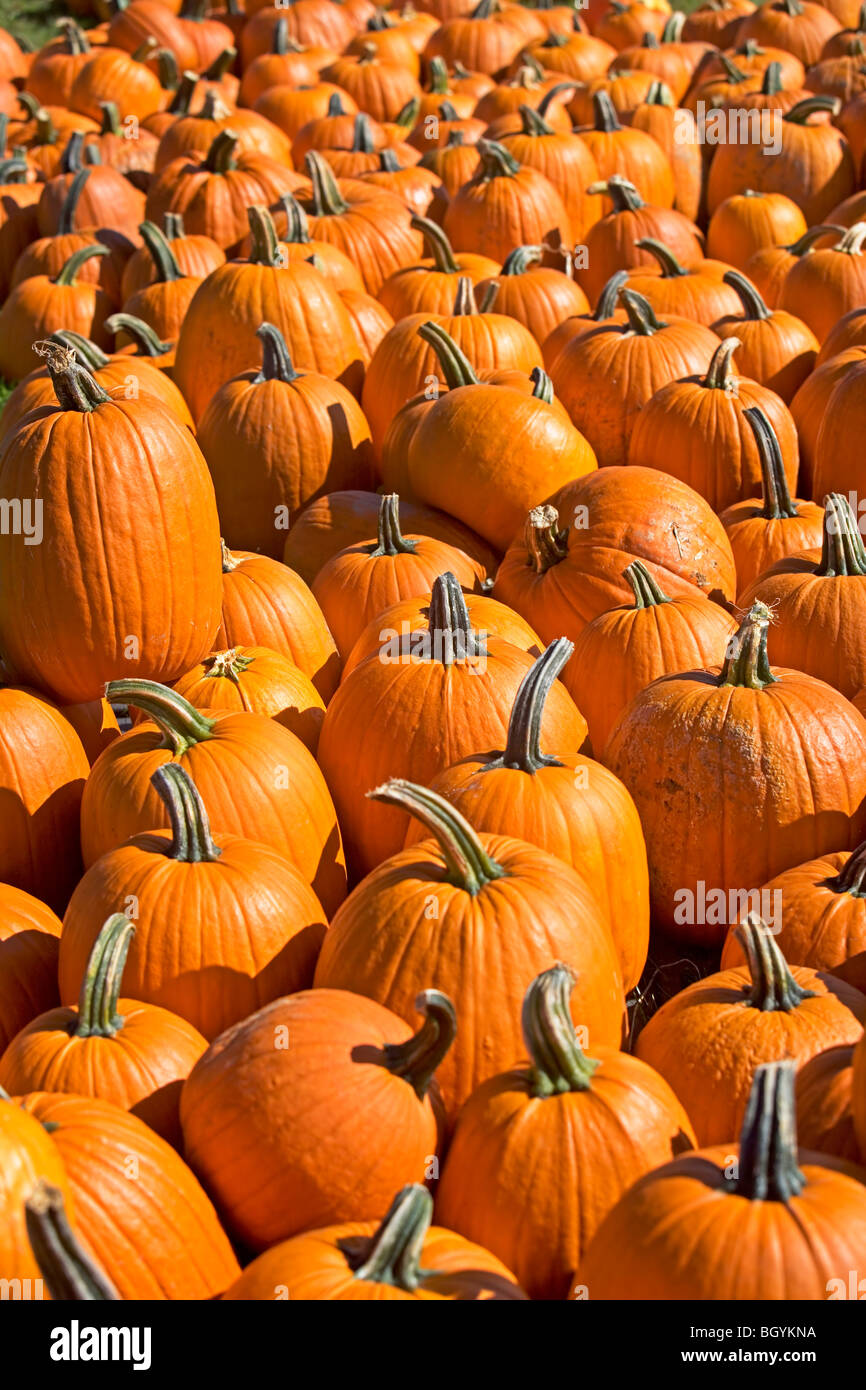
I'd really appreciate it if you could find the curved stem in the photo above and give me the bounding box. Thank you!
[743,406,798,521]
[204,129,239,173]
[410,214,460,273]
[500,244,541,276]
[104,680,215,755]
[203,47,236,82]
[451,275,477,315]
[98,101,122,137]
[818,493,866,576]
[139,220,183,283]
[732,1061,805,1202]
[424,570,485,663]
[518,103,553,137]
[704,336,741,390]
[634,237,687,279]
[594,269,629,319]
[75,914,134,1038]
[538,81,578,117]
[530,365,553,402]
[525,503,568,573]
[836,221,866,256]
[735,913,816,1011]
[49,331,109,370]
[377,149,401,173]
[254,322,298,383]
[351,112,377,153]
[785,95,840,123]
[369,493,417,557]
[104,314,172,355]
[60,130,84,173]
[488,638,571,773]
[592,90,621,132]
[56,168,90,236]
[626,559,670,608]
[368,779,506,894]
[719,602,778,689]
[305,150,349,215]
[25,1183,119,1301]
[36,345,111,412]
[475,139,521,180]
[247,205,282,267]
[167,70,198,116]
[523,964,600,1097]
[382,990,457,1099]
[280,193,310,245]
[620,288,665,335]
[723,269,771,320]
[417,320,480,389]
[831,839,866,896]
[151,762,221,862]
[350,1185,433,1290]
[586,174,644,213]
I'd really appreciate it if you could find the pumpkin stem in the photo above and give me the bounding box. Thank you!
[56,17,91,55]
[305,151,349,215]
[818,493,866,576]
[525,503,568,573]
[786,223,844,256]
[537,80,577,117]
[478,279,499,312]
[488,638,571,774]
[626,558,670,608]
[634,237,688,279]
[272,15,289,53]
[56,168,90,235]
[523,964,600,1097]
[60,129,85,173]
[104,313,173,356]
[25,1182,120,1301]
[203,47,237,82]
[75,914,134,1038]
[591,91,622,132]
[417,320,480,389]
[500,244,541,276]
[204,129,239,173]
[759,60,783,96]
[382,990,457,1099]
[394,98,420,129]
[139,220,183,283]
[424,570,485,663]
[743,406,798,521]
[280,193,310,244]
[830,838,866,896]
[732,1061,806,1203]
[34,342,112,412]
[428,56,450,93]
[593,269,629,319]
[475,139,521,180]
[377,149,402,173]
[162,212,185,240]
[586,174,644,213]
[53,242,110,287]
[368,779,506,894]
[369,493,418,557]
[104,680,216,755]
[835,221,866,256]
[643,80,674,107]
[620,288,666,335]
[98,101,123,137]
[200,89,232,122]
[718,602,777,689]
[349,1184,433,1290]
[200,648,254,683]
[785,95,840,124]
[437,99,459,122]
[736,913,816,1011]
[220,538,239,572]
[247,205,283,267]
[326,93,346,118]
[530,365,553,402]
[167,70,199,116]
[704,336,741,391]
[722,269,771,320]
[0,157,28,184]
[410,214,460,274]
[255,322,299,383]
[151,762,221,862]
[49,331,109,370]
[351,113,377,153]
[518,102,553,137]
[451,274,477,315]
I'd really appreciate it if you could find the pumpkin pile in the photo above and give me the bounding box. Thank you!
[4,0,866,1306]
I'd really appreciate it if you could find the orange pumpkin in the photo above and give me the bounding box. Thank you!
[0,886,62,1057]
[173,646,326,754]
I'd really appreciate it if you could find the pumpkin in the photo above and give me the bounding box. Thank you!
[0,348,222,706]
[739,493,866,698]
[69,43,164,124]
[0,243,115,381]
[104,311,178,372]
[254,82,359,144]
[172,206,363,423]
[474,244,590,344]
[405,638,650,990]
[706,188,808,270]
[18,1092,241,1300]
[636,915,865,1144]
[540,268,629,372]
[154,89,292,173]
[443,138,573,263]
[312,492,485,660]
[435,964,694,1300]
[779,220,866,342]
[816,303,866,361]
[172,646,325,754]
[497,102,602,241]
[248,193,366,292]
[0,168,40,303]
[322,44,421,123]
[579,1060,866,1299]
[742,222,844,310]
[180,986,455,1248]
[0,912,206,1149]
[579,175,703,304]
[422,0,534,76]
[739,0,842,64]
[625,81,703,222]
[604,603,866,939]
[26,20,95,110]
[550,289,720,469]
[314,778,625,1120]
[576,91,675,211]
[628,337,800,511]
[789,343,866,497]
[11,169,131,306]
[708,270,819,403]
[86,101,159,188]
[237,16,321,107]
[520,28,616,84]
[404,321,596,550]
[222,1182,526,1300]
[79,679,347,915]
[378,214,499,318]
[0,1096,73,1292]
[217,543,341,701]
[291,91,383,164]
[570,561,738,760]
[682,0,756,47]
[119,218,203,343]
[24,1179,119,1301]
[58,696,121,767]
[493,467,737,643]
[240,0,355,64]
[197,321,374,557]
[0,886,62,1057]
[623,238,744,325]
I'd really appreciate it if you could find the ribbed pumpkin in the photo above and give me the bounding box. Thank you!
[550,289,720,469]
[540,268,629,371]
[0,348,222,706]
[217,543,341,701]
[197,322,374,557]
[0,913,207,1148]
[622,238,744,326]
[742,223,844,311]
[59,697,120,768]
[172,646,325,754]
[779,220,866,342]
[626,82,702,223]
[0,1095,73,1292]
[443,139,573,263]
[10,169,131,305]
[312,492,484,660]
[719,406,825,597]
[0,684,89,914]
[120,210,224,300]
[579,1061,866,1300]
[222,1183,526,1301]
[173,206,363,423]
[816,303,866,363]
[36,134,146,242]
[377,214,499,318]
[405,639,649,991]
[62,763,329,1039]
[706,188,808,270]
[78,679,347,916]
[795,1044,861,1163]
[576,91,675,211]
[709,269,819,401]
[739,493,866,698]
[180,987,455,1248]
[498,103,602,240]
[789,343,866,497]
[570,561,738,758]
[0,243,115,382]
[636,916,865,1144]
[118,218,204,344]
[603,603,866,940]
[435,965,694,1300]
[493,466,737,641]
[314,779,625,1121]
[18,1092,241,1300]
[0,886,62,1056]
[474,244,590,345]
[627,336,800,511]
[318,574,587,878]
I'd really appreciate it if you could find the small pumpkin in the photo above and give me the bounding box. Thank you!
[706,188,808,270]
[711,268,819,401]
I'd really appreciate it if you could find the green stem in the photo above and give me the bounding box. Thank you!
[594,269,629,318]
[523,964,600,1097]
[350,1185,434,1290]
[634,237,688,279]
[831,839,866,896]
[488,638,571,773]
[305,151,349,215]
[475,139,521,180]
[732,1061,806,1202]
[60,130,85,174]
[139,220,183,283]
[620,289,665,335]
[417,320,480,388]
[718,602,778,689]
[56,17,91,54]
[743,406,798,521]
[151,762,221,862]
[723,269,771,320]
[410,215,461,274]
[500,244,541,276]
[167,70,198,116]
[525,503,568,573]
[368,779,506,894]
[104,314,173,355]
[378,149,401,172]
[704,337,741,390]
[530,365,553,402]
[786,224,844,255]
[247,205,282,267]
[817,493,866,576]
[98,101,122,137]
[626,559,670,607]
[204,129,239,173]
[760,61,783,96]
[586,174,644,213]
[49,331,109,370]
[785,95,840,123]
[200,648,253,684]
[25,1183,119,1301]
[382,991,457,1099]
[280,194,309,244]
[592,90,622,132]
[369,493,417,557]
[735,913,816,1011]
[202,48,237,82]
[254,322,299,383]
[518,103,553,137]
[351,113,377,153]
[104,680,215,755]
[75,914,134,1038]
[56,168,90,236]
[163,212,185,240]
[40,348,111,412]
[424,570,485,664]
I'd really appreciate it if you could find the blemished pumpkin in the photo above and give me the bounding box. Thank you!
[180,987,455,1249]
[172,646,326,755]
[603,603,866,940]
[0,912,207,1149]
[635,915,866,1145]
[405,639,650,992]
[435,965,695,1300]
[78,679,347,918]
[311,492,485,660]
[578,1061,866,1300]
[317,572,588,878]
[570,561,738,759]
[17,1092,241,1300]
[0,886,62,1058]
[314,778,625,1122]
[0,347,222,707]
[222,1183,527,1301]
